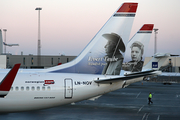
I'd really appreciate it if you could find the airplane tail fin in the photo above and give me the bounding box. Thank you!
[44,3,138,75]
[0,64,21,98]
[142,53,170,71]
[122,24,154,74]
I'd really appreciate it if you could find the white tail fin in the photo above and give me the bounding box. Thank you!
[44,3,138,74]
[142,53,170,71]
[122,24,154,73]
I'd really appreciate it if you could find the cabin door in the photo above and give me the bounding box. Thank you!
[64,78,73,99]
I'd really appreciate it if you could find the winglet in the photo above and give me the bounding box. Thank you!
[0,63,21,97]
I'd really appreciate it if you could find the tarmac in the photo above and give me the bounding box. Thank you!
[0,82,180,120]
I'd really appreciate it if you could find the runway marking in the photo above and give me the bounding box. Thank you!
[157,115,160,120]
[142,113,147,120]
[137,105,144,113]
[176,95,180,98]
[145,113,150,120]
[136,92,141,98]
[142,113,150,120]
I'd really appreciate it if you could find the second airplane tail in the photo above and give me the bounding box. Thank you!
[122,24,154,74]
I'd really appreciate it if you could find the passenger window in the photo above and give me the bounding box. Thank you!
[37,86,40,91]
[15,87,19,91]
[26,86,29,91]
[47,86,51,90]
[42,86,45,91]
[31,86,35,91]
[21,87,24,91]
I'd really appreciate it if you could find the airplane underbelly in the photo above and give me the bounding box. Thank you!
[0,91,64,112]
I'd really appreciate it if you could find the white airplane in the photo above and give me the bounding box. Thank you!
[0,3,168,113]
[3,42,19,47]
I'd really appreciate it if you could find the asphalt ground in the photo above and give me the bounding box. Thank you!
[0,82,180,120]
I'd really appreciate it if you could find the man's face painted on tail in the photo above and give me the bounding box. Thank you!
[104,41,116,55]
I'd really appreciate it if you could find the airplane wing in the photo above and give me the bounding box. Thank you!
[3,42,19,47]
[94,70,161,83]
[3,42,7,45]
[0,64,21,97]
[11,44,19,46]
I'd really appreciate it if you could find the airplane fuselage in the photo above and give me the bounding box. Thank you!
[0,72,131,112]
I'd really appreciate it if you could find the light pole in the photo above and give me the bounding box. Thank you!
[3,29,7,54]
[35,7,42,66]
[153,28,158,55]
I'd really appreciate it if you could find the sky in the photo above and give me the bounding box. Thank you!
[0,0,180,57]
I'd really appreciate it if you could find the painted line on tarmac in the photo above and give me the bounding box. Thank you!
[137,105,144,113]
[136,92,141,98]
[145,113,150,120]
[142,113,147,120]
[157,115,160,120]
[142,113,150,120]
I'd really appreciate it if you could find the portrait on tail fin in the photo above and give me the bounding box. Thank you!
[102,33,125,75]
[122,24,154,73]
[44,2,138,75]
[123,41,144,72]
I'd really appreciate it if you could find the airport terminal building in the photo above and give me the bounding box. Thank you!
[0,55,76,69]
[144,56,180,73]
[0,55,180,73]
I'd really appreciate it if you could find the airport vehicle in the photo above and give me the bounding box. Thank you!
[0,3,166,112]
[3,42,19,47]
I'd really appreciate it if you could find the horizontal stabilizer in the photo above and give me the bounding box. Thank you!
[170,54,179,56]
[153,53,170,58]
[94,70,161,83]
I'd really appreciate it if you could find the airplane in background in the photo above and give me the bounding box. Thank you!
[3,42,19,47]
[0,3,169,112]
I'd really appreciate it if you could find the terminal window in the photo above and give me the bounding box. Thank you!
[31,57,33,65]
[23,57,25,65]
[51,58,53,65]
